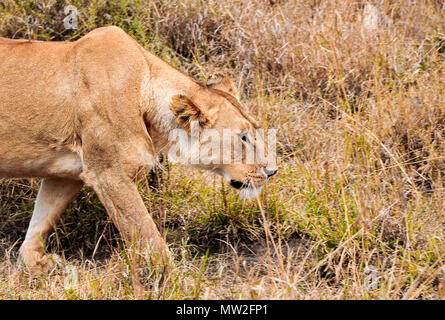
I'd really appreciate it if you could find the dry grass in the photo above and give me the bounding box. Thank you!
[0,0,445,299]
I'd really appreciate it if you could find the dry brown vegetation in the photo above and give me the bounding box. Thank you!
[0,0,444,299]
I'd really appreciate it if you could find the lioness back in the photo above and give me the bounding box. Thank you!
[0,26,148,179]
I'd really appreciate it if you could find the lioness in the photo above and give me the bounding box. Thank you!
[0,26,277,269]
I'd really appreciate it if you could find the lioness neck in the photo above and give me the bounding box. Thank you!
[140,50,204,141]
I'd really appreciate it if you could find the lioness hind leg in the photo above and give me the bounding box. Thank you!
[18,178,83,270]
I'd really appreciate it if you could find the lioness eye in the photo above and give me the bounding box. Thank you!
[239,132,249,143]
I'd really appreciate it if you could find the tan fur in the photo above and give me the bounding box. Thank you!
[208,76,241,100]
[0,26,277,270]
[170,94,218,133]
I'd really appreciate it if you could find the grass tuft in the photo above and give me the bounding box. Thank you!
[1,0,445,299]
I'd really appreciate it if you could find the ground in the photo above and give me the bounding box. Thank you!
[0,0,444,299]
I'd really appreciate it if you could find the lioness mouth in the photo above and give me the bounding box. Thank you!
[230,180,249,189]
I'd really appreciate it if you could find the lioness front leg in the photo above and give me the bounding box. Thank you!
[18,178,83,269]
[86,170,170,265]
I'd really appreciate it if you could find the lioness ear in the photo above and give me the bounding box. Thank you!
[207,76,240,100]
[170,95,217,134]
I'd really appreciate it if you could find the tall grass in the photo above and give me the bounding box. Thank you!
[0,0,444,299]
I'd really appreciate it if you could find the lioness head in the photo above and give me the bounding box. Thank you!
[169,76,277,199]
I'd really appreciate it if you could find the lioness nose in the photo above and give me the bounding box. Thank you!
[263,167,277,177]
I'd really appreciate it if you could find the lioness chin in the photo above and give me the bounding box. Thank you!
[0,26,277,271]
